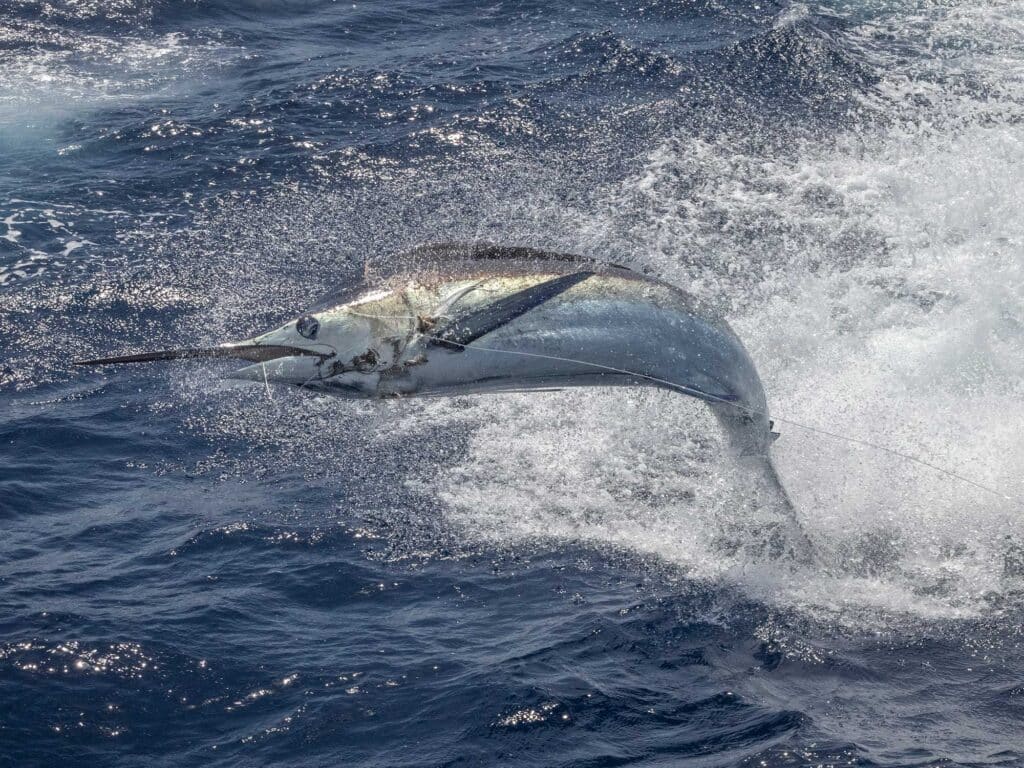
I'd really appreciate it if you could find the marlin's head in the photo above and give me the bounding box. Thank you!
[75,301,407,397]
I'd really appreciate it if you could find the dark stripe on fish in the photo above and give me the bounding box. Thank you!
[429,271,595,351]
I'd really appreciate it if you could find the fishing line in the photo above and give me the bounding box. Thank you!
[260,361,279,413]
[461,341,1020,505]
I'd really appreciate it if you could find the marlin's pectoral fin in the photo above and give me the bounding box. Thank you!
[429,271,593,351]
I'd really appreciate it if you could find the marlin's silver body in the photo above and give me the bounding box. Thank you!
[232,242,776,458]
[79,242,795,530]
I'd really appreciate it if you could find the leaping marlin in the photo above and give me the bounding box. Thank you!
[78,242,803,552]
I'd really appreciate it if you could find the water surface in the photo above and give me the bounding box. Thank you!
[2,1,1024,765]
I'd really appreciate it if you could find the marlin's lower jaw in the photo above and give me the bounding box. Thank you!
[228,353,336,386]
[228,358,397,400]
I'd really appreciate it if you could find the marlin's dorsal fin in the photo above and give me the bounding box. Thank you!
[429,271,594,351]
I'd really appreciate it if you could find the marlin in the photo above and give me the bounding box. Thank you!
[78,242,802,548]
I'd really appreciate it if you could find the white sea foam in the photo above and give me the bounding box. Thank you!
[0,21,241,133]
[429,0,1024,622]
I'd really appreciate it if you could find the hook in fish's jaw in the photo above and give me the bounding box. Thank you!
[223,307,411,393]
[224,337,397,395]
[73,297,416,400]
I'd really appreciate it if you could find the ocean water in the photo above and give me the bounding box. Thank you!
[2,0,1024,765]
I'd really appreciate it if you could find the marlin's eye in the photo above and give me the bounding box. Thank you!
[296,315,319,340]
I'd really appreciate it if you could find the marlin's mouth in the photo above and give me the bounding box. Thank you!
[74,345,331,367]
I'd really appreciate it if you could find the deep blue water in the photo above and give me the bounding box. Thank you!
[3,1,1024,766]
